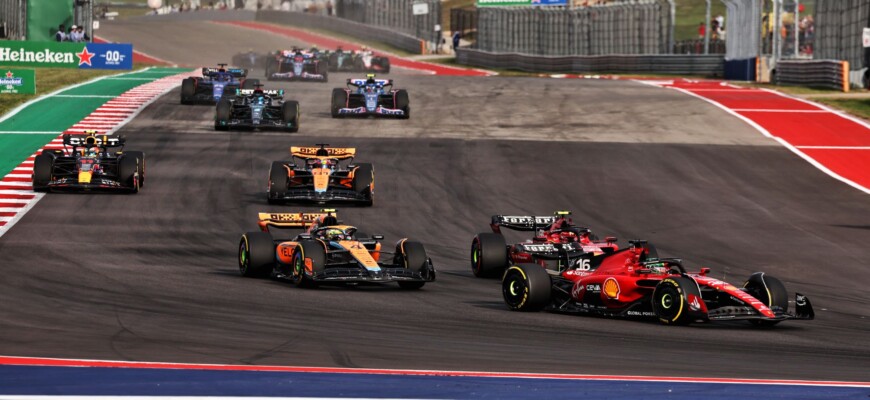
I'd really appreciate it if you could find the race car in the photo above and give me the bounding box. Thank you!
[231,50,270,70]
[215,86,300,132]
[267,144,373,206]
[238,209,436,289]
[32,132,144,193]
[503,240,815,326]
[471,211,619,278]
[180,64,257,105]
[265,50,328,82]
[330,74,409,118]
[328,47,390,73]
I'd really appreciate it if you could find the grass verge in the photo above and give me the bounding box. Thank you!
[0,64,147,118]
[813,98,870,120]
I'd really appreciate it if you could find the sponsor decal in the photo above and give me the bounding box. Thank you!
[627,311,656,317]
[603,278,620,299]
[796,294,807,306]
[0,69,34,94]
[688,294,702,311]
[573,258,591,271]
[523,244,556,253]
[378,108,404,116]
[501,216,555,225]
[0,41,132,70]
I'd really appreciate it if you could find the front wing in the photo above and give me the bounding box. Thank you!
[268,72,327,82]
[268,187,369,204]
[335,106,405,118]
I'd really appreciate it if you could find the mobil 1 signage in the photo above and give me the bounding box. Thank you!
[1,69,36,94]
[532,0,568,5]
[0,41,133,70]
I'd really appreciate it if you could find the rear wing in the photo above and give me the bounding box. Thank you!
[290,146,356,160]
[202,67,247,78]
[236,88,284,97]
[257,212,330,231]
[348,78,392,88]
[490,215,557,233]
[62,133,124,148]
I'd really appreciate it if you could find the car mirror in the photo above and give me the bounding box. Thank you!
[372,235,384,240]
[298,234,311,240]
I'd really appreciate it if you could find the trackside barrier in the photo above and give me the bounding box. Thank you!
[775,59,851,92]
[455,48,724,76]
[254,11,425,55]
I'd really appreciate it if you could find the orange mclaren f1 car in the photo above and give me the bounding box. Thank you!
[267,144,373,206]
[238,209,435,289]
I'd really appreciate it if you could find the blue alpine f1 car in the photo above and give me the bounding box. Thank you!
[266,50,328,82]
[330,74,409,119]
[181,64,258,105]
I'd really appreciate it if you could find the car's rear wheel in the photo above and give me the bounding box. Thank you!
[744,272,789,326]
[331,88,347,118]
[394,240,429,290]
[215,98,231,131]
[395,89,410,119]
[380,58,391,74]
[239,231,275,278]
[32,153,54,192]
[268,161,288,204]
[118,154,140,194]
[123,151,145,188]
[352,163,373,206]
[470,233,507,278]
[292,240,326,288]
[281,101,300,133]
[502,263,551,311]
[180,78,195,104]
[652,276,703,325]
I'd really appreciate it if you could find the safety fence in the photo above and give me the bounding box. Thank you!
[474,1,671,56]
[774,59,850,91]
[455,48,724,76]
[256,11,425,54]
[814,0,870,70]
[0,0,26,40]
[451,8,477,43]
[674,39,726,55]
[334,0,441,43]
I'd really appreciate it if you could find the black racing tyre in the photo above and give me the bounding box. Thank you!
[352,163,374,207]
[316,63,329,82]
[180,78,195,104]
[281,100,300,133]
[395,240,429,290]
[470,233,508,278]
[122,151,145,188]
[241,78,260,90]
[395,89,410,119]
[502,263,551,311]
[381,58,391,74]
[265,60,276,80]
[215,98,231,131]
[292,240,327,288]
[118,154,140,194]
[32,153,54,192]
[268,161,288,203]
[239,231,275,278]
[331,88,348,118]
[652,276,703,325]
[353,57,364,72]
[743,272,789,326]
[328,54,338,71]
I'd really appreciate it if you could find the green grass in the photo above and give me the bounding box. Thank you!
[0,64,146,118]
[733,82,840,96]
[814,98,870,120]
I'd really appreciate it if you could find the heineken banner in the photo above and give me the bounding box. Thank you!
[477,0,531,6]
[0,41,133,70]
[1,69,36,94]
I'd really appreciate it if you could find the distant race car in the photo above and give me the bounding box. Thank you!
[180,64,258,105]
[267,144,373,206]
[502,240,815,326]
[238,209,436,289]
[331,74,409,118]
[471,211,619,278]
[327,47,390,73]
[215,86,300,132]
[265,50,328,82]
[232,50,270,70]
[32,132,144,193]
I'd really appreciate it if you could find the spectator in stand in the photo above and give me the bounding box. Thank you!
[77,26,89,42]
[697,22,705,39]
[452,30,461,51]
[69,26,81,42]
[66,25,76,41]
[55,24,66,42]
[326,1,333,16]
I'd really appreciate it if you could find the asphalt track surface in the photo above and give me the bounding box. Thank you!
[0,19,869,382]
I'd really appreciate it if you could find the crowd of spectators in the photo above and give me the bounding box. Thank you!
[148,0,334,15]
[54,24,90,42]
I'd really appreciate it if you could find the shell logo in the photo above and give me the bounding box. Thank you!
[603,278,620,299]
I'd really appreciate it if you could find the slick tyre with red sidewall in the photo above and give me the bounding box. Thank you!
[502,263,551,311]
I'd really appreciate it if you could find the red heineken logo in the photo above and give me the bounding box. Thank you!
[76,47,94,66]
[5,70,12,78]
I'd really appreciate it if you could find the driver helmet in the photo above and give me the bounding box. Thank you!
[323,228,345,241]
[365,73,376,85]
[85,147,99,157]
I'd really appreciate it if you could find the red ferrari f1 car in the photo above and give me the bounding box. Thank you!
[471,211,619,278]
[502,240,814,326]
